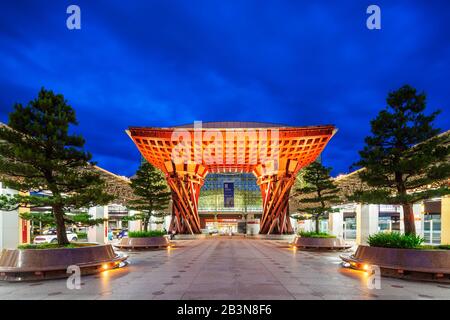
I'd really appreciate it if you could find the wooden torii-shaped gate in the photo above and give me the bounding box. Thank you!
[127,123,336,235]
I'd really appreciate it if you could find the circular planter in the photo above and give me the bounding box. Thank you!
[0,244,128,282]
[292,236,352,250]
[341,245,450,283]
[114,236,170,250]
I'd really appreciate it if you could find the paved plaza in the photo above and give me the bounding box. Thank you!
[1,238,449,300]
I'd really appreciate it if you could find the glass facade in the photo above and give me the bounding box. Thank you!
[378,215,400,232]
[319,220,329,233]
[343,216,357,240]
[424,214,441,245]
[378,209,401,232]
[423,200,442,245]
[198,173,262,212]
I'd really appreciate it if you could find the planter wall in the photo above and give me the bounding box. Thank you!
[341,245,450,283]
[0,244,127,281]
[350,245,450,273]
[292,236,351,250]
[114,236,170,250]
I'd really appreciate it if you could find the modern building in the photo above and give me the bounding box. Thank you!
[198,173,262,234]
[286,129,450,246]
[327,201,446,245]
[322,168,450,246]
[2,121,447,248]
[0,164,135,250]
[0,181,30,250]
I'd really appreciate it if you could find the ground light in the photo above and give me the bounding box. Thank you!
[101,260,126,272]
[166,244,177,255]
[287,245,297,253]
[341,260,371,274]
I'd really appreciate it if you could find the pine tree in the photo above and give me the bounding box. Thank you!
[295,161,340,233]
[0,88,113,245]
[125,161,171,232]
[20,211,106,233]
[353,85,450,235]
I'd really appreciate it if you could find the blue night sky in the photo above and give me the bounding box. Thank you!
[1,1,449,177]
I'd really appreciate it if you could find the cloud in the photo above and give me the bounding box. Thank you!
[0,0,449,176]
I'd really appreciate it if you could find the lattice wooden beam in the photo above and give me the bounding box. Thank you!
[165,161,207,234]
[256,159,297,234]
[128,123,336,234]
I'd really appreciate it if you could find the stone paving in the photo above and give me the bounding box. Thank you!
[1,237,450,300]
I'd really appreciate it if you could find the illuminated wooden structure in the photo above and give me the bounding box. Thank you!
[127,122,336,234]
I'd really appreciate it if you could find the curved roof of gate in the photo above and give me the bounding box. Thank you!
[127,123,337,175]
[173,121,291,129]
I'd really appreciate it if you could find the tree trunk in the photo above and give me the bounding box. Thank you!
[402,203,416,235]
[143,217,149,232]
[53,205,69,245]
[395,174,416,236]
[315,218,320,234]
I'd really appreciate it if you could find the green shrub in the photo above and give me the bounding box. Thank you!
[367,232,424,249]
[419,244,450,250]
[76,232,88,239]
[128,230,166,238]
[298,231,336,238]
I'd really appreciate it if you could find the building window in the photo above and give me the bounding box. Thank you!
[423,200,442,245]
[319,220,328,233]
[424,214,441,245]
[343,214,357,240]
[378,212,400,232]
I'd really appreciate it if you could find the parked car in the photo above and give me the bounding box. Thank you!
[117,229,128,239]
[33,229,78,244]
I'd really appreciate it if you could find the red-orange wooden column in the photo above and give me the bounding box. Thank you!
[255,159,297,234]
[165,161,207,234]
